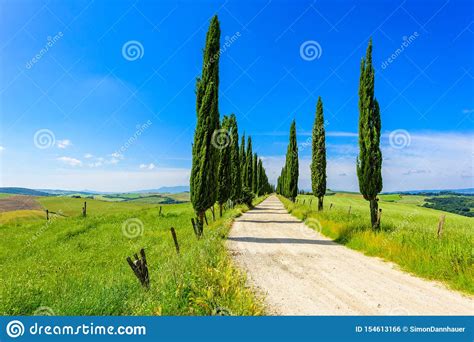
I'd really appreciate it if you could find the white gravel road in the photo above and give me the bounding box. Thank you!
[227,195,474,315]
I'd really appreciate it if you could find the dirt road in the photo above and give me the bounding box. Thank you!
[227,195,473,315]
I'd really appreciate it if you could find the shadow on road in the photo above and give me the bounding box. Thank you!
[227,236,337,245]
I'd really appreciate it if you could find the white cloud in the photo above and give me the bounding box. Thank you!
[0,146,4,152]
[110,152,124,159]
[84,153,93,159]
[139,163,156,170]
[57,156,82,167]
[56,139,72,149]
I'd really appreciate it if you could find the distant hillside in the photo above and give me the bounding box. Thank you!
[0,187,52,196]
[135,186,190,194]
[386,188,474,195]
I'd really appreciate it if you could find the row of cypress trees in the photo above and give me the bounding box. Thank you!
[190,15,272,232]
[276,120,299,202]
[277,40,383,230]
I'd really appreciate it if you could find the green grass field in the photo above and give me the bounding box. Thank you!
[0,196,266,315]
[281,193,473,294]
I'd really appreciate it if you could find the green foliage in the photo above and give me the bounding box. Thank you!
[191,15,221,220]
[423,196,474,217]
[310,97,326,210]
[252,153,258,193]
[283,194,474,294]
[245,137,253,188]
[216,116,231,207]
[277,120,299,201]
[229,114,242,202]
[356,39,383,228]
[240,133,246,188]
[241,187,254,207]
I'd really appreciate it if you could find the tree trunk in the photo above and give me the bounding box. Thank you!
[369,199,379,229]
[318,196,323,211]
[198,212,204,236]
[219,203,223,217]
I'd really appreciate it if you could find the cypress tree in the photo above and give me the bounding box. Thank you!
[357,39,383,229]
[252,152,258,193]
[311,97,326,211]
[286,120,299,201]
[240,133,246,188]
[229,114,241,203]
[216,116,231,217]
[257,158,263,196]
[190,15,221,231]
[245,136,253,188]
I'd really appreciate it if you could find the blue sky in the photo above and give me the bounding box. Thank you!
[0,0,473,192]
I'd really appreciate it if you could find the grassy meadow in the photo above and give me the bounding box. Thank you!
[280,193,473,294]
[0,195,265,315]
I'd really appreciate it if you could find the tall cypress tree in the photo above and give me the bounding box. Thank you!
[357,39,383,229]
[311,97,326,211]
[190,15,221,231]
[240,133,246,188]
[257,158,263,195]
[245,136,253,188]
[229,114,241,203]
[216,116,231,216]
[252,152,258,193]
[287,120,299,201]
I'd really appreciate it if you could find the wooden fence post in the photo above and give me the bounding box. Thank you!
[159,206,162,216]
[82,201,87,217]
[126,248,149,289]
[437,214,445,239]
[46,209,49,221]
[348,206,351,215]
[170,227,180,254]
